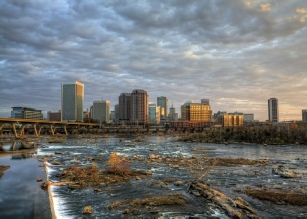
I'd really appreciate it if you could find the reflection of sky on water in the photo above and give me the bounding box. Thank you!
[0,155,51,218]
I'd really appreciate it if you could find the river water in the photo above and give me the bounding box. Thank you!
[0,141,51,219]
[1,136,307,218]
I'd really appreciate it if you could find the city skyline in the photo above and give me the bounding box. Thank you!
[1,1,307,121]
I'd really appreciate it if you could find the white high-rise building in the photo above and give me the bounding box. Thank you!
[61,81,84,122]
[268,98,279,123]
[92,100,110,123]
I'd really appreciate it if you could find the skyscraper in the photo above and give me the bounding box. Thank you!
[92,100,110,123]
[118,93,131,124]
[168,104,178,121]
[268,98,279,123]
[61,81,84,122]
[148,103,160,124]
[157,96,168,120]
[130,89,148,125]
[302,109,307,122]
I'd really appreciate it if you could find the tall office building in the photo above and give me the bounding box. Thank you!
[157,96,168,120]
[92,100,110,123]
[148,103,160,124]
[61,81,84,122]
[168,104,178,121]
[130,89,148,125]
[118,93,131,124]
[268,98,279,123]
[181,101,212,122]
[302,110,307,122]
[114,104,119,123]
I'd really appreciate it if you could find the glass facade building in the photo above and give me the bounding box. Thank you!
[181,102,212,122]
[268,98,279,123]
[61,81,84,122]
[157,96,168,120]
[11,107,43,120]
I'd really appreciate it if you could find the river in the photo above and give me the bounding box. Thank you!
[1,135,307,218]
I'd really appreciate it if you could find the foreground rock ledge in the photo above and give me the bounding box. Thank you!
[188,181,258,219]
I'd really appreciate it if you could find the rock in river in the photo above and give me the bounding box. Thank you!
[272,165,298,178]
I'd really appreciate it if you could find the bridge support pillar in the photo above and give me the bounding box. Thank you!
[0,123,4,135]
[63,125,68,135]
[34,124,39,137]
[12,123,26,139]
[50,125,56,136]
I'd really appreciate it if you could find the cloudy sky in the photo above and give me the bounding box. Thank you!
[1,0,306,121]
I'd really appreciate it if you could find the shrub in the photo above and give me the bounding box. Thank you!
[108,153,130,176]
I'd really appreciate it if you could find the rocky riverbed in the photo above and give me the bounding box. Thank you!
[1,134,307,218]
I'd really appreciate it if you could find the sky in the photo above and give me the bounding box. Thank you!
[0,0,307,121]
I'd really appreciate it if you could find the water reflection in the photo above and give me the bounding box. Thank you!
[11,154,32,159]
[0,146,51,219]
[0,141,35,152]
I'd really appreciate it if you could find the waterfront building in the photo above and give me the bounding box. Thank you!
[268,98,279,123]
[181,101,212,122]
[118,93,131,124]
[92,100,110,123]
[47,110,61,121]
[244,113,254,122]
[61,81,84,122]
[148,103,160,124]
[130,89,148,125]
[213,111,227,122]
[11,107,43,120]
[303,110,307,122]
[222,112,244,127]
[157,96,168,120]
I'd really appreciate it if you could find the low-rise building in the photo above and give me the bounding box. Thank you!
[11,107,44,120]
[47,110,61,121]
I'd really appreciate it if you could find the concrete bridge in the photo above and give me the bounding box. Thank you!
[0,118,212,138]
[0,118,98,138]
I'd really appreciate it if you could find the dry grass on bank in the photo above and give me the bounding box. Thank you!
[0,165,10,178]
[244,187,307,206]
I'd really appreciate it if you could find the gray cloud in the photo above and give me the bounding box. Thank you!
[1,0,307,120]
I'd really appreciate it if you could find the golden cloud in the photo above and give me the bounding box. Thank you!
[296,8,306,14]
[260,3,271,12]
